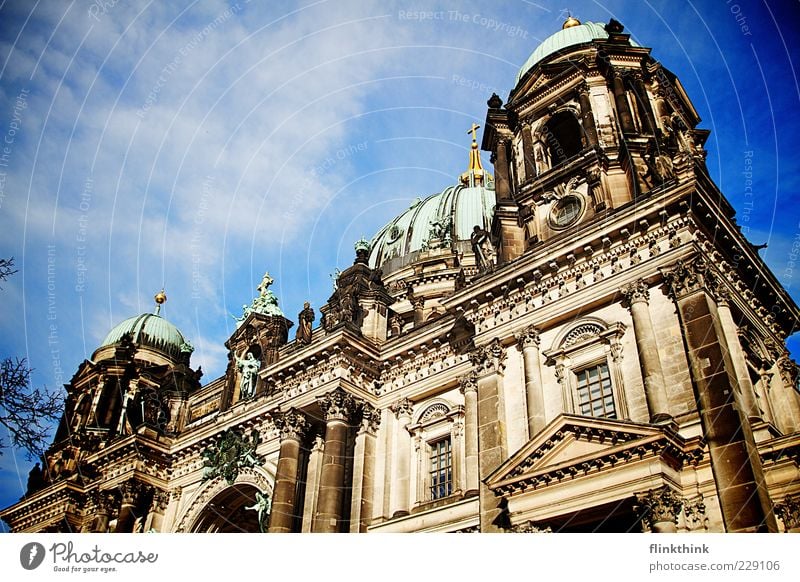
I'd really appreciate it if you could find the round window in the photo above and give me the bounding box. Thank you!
[550,195,583,228]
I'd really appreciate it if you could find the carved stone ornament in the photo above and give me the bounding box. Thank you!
[635,486,684,529]
[120,480,146,505]
[458,372,478,394]
[511,521,552,533]
[151,489,170,513]
[470,338,507,375]
[777,356,799,391]
[317,388,360,423]
[515,326,541,349]
[359,403,382,434]
[273,408,310,442]
[390,397,414,418]
[662,257,714,300]
[620,278,650,307]
[201,427,263,485]
[774,494,800,531]
[91,490,118,513]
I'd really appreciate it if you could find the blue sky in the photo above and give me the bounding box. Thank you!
[1,0,799,526]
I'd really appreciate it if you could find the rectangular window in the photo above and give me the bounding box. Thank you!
[576,363,616,419]
[429,438,453,500]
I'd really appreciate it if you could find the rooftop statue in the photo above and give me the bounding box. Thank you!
[232,271,285,327]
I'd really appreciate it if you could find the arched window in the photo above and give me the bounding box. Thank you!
[543,111,584,165]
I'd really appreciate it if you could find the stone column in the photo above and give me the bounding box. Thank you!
[515,326,546,438]
[145,489,170,533]
[712,285,760,421]
[350,404,381,532]
[114,480,143,533]
[578,83,599,147]
[459,373,480,496]
[620,279,671,423]
[774,355,800,434]
[470,339,508,532]
[663,258,776,532]
[635,486,683,533]
[493,139,513,201]
[411,295,425,326]
[611,69,635,135]
[268,408,310,533]
[91,491,116,533]
[521,122,536,180]
[313,388,359,533]
[301,435,324,532]
[389,398,413,518]
[631,72,656,134]
[775,494,800,533]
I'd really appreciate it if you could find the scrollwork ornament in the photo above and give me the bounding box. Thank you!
[317,388,359,423]
[620,278,650,308]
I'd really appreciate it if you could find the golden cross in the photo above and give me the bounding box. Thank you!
[467,123,480,142]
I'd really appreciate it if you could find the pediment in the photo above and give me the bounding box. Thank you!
[486,414,703,496]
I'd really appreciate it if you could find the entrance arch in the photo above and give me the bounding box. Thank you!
[176,466,274,533]
[191,483,264,532]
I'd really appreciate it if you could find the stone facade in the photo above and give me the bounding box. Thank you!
[3,17,800,534]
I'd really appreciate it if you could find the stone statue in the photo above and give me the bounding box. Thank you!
[297,302,315,345]
[471,225,497,272]
[245,491,272,533]
[235,351,260,400]
[26,462,44,494]
[257,271,274,297]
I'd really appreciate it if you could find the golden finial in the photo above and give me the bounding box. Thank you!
[154,289,167,315]
[562,13,581,29]
[460,123,485,186]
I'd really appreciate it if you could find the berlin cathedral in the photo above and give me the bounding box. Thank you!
[3,16,800,534]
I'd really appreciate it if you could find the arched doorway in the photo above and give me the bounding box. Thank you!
[190,484,267,533]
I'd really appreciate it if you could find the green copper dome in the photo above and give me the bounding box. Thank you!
[100,313,192,360]
[515,21,638,86]
[369,180,496,273]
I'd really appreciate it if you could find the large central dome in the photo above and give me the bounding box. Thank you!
[368,180,495,274]
[99,312,192,360]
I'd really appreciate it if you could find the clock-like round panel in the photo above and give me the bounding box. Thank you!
[550,195,584,229]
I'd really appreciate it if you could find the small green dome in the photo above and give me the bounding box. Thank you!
[100,313,192,360]
[515,21,638,86]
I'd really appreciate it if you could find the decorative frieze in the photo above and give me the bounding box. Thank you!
[511,521,552,533]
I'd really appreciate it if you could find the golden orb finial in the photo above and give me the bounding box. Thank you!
[562,15,581,29]
[154,289,167,315]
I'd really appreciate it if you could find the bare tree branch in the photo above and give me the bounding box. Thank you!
[0,357,63,460]
[0,257,17,288]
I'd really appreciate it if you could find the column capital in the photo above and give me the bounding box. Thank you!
[317,388,360,423]
[577,81,591,96]
[151,489,170,512]
[620,278,650,308]
[515,325,541,349]
[777,355,799,390]
[358,403,381,435]
[661,256,713,300]
[470,338,507,375]
[120,480,145,505]
[774,494,800,531]
[634,486,684,530]
[390,397,413,419]
[273,408,310,442]
[458,371,478,394]
[91,489,117,513]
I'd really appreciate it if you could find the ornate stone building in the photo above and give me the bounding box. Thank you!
[3,16,800,534]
